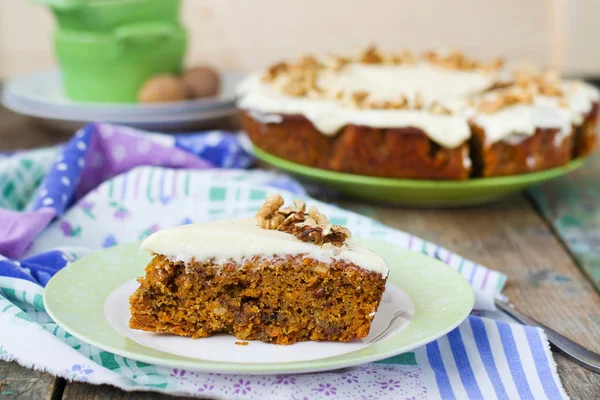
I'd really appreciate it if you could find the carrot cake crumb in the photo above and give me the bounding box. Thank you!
[129,195,388,344]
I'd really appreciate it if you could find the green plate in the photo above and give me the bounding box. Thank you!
[44,239,474,374]
[253,146,585,207]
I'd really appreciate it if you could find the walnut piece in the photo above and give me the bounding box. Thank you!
[255,193,285,229]
[298,55,321,69]
[424,49,503,72]
[279,199,306,215]
[322,54,351,71]
[429,102,452,115]
[351,90,370,106]
[262,62,289,83]
[308,205,330,225]
[365,95,409,110]
[475,67,564,114]
[359,45,384,64]
[389,50,416,65]
[478,97,504,114]
[414,93,424,110]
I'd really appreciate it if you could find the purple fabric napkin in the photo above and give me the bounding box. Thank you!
[0,123,253,259]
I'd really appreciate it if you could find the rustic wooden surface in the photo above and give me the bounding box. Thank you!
[0,360,63,399]
[526,154,600,291]
[1,104,599,399]
[61,383,174,399]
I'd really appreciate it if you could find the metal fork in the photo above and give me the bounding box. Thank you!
[495,298,600,373]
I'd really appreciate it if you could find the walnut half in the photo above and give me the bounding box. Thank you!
[255,193,285,229]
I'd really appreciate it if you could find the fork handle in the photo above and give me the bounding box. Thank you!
[495,299,600,374]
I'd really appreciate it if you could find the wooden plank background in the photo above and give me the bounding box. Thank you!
[527,154,600,291]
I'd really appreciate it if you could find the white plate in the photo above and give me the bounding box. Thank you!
[104,279,414,364]
[1,70,244,131]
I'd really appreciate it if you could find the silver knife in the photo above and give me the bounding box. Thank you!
[495,297,600,374]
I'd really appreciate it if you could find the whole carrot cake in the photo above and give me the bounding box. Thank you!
[129,194,388,345]
[237,46,599,179]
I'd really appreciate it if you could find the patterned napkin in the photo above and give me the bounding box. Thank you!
[0,124,567,399]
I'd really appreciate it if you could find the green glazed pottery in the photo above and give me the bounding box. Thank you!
[33,0,181,32]
[32,0,187,102]
[252,146,585,207]
[55,24,187,102]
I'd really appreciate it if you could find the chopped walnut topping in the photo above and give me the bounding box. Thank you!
[513,62,538,87]
[424,49,503,71]
[359,46,417,66]
[480,57,505,73]
[279,199,306,215]
[474,66,564,114]
[484,81,514,92]
[279,211,306,230]
[414,93,424,110]
[511,65,563,96]
[298,55,321,69]
[429,102,452,115]
[321,89,345,101]
[263,57,324,97]
[259,47,530,114]
[262,62,289,83]
[359,45,384,64]
[389,50,416,65]
[476,86,536,114]
[255,193,285,229]
[365,95,409,110]
[308,205,330,225]
[478,97,504,114]
[537,70,562,96]
[281,81,307,97]
[351,90,370,107]
[255,195,351,247]
[322,54,351,71]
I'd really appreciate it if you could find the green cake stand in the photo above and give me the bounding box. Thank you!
[252,146,585,207]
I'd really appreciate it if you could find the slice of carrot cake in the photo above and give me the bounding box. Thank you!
[129,194,388,345]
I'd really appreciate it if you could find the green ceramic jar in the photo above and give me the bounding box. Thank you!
[55,23,187,103]
[33,0,181,32]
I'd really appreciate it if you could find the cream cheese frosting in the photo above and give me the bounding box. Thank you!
[238,64,490,148]
[563,81,600,125]
[237,55,599,149]
[470,97,573,145]
[140,218,389,276]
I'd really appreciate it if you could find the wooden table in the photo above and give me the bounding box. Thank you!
[1,105,599,400]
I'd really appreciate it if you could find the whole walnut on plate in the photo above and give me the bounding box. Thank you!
[182,66,220,98]
[138,75,187,103]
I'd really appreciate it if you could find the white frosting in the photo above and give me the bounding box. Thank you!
[563,81,600,125]
[140,218,389,276]
[316,64,493,103]
[526,156,536,169]
[237,62,599,149]
[462,147,472,169]
[472,97,573,145]
[237,64,494,149]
